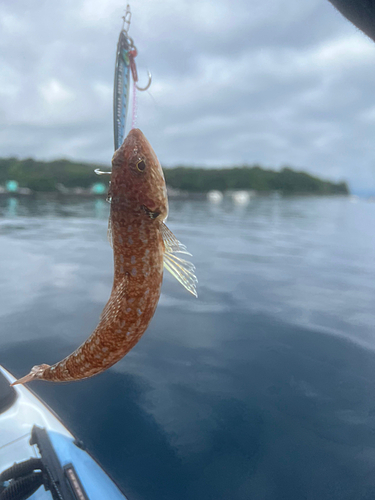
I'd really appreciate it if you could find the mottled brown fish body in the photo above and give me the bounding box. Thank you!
[13,129,196,385]
[43,209,164,382]
[13,129,168,384]
[42,129,167,381]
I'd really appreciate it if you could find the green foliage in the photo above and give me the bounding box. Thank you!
[0,157,100,192]
[163,165,349,194]
[0,157,349,195]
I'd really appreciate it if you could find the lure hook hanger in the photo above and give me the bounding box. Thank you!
[122,4,132,34]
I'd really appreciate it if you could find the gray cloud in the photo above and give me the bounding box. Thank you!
[1,0,375,193]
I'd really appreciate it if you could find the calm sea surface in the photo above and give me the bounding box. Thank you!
[1,195,375,500]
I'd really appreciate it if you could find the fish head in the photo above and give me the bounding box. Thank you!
[111,128,168,220]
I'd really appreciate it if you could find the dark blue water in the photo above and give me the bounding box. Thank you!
[1,195,375,500]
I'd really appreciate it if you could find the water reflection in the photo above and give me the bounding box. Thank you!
[1,196,375,500]
[94,198,107,219]
[6,197,18,217]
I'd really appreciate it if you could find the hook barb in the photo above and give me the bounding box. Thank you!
[95,168,111,175]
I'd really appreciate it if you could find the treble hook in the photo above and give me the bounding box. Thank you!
[136,71,152,91]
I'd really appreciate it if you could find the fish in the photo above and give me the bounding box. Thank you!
[12,129,197,385]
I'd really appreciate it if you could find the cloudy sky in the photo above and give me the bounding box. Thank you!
[1,0,375,193]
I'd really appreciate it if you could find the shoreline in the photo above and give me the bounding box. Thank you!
[0,190,351,199]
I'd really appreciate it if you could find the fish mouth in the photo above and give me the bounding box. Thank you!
[126,128,145,141]
[124,128,147,149]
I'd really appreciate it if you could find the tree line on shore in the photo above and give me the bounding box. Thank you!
[0,157,349,195]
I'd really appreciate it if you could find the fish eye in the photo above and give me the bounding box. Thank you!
[136,159,146,172]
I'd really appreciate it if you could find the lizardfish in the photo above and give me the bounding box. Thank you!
[13,129,197,384]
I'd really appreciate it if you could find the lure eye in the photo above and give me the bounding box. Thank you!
[136,159,146,172]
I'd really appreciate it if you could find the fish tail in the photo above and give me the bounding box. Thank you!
[11,364,50,386]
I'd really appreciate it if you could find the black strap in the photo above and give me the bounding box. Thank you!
[0,457,43,482]
[0,472,44,500]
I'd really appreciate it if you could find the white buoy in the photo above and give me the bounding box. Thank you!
[232,191,251,205]
[207,190,223,203]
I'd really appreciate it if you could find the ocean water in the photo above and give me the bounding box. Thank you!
[0,194,375,500]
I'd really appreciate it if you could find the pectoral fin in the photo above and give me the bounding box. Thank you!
[161,223,198,297]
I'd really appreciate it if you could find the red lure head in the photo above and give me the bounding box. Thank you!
[111,129,168,220]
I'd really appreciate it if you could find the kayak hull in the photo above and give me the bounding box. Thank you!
[0,366,128,500]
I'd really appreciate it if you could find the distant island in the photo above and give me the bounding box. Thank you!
[0,157,349,195]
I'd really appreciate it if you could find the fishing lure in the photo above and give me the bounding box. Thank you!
[113,5,151,151]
